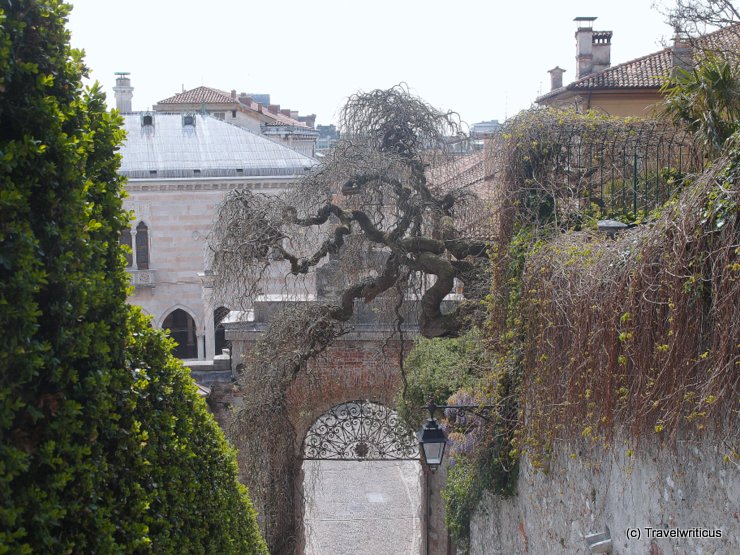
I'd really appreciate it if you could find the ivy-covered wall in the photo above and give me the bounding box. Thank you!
[0,2,265,552]
[400,107,738,550]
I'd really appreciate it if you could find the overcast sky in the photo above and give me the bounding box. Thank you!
[67,0,678,127]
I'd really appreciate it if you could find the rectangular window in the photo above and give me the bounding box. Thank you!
[212,112,225,120]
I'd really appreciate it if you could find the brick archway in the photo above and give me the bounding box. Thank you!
[215,325,450,555]
[287,337,407,452]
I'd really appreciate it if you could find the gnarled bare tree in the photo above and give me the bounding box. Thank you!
[210,85,490,342]
[208,86,492,553]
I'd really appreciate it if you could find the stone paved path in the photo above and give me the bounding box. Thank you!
[303,460,422,555]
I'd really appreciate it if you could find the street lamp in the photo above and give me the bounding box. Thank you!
[417,400,494,471]
[417,411,447,471]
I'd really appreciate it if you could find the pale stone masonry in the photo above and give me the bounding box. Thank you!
[118,112,317,363]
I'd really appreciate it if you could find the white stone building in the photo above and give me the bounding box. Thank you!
[118,108,317,369]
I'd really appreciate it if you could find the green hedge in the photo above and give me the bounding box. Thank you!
[0,2,266,552]
[126,310,267,554]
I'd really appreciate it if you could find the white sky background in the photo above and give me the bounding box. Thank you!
[67,0,678,127]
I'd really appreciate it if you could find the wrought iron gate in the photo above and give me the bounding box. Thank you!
[302,400,420,461]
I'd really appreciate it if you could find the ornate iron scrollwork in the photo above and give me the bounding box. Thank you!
[303,400,419,461]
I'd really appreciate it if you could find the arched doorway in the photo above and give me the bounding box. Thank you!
[162,308,198,359]
[301,400,422,555]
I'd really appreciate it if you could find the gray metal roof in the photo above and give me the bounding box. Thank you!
[119,113,317,179]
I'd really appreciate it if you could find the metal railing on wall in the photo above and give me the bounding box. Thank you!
[489,112,705,226]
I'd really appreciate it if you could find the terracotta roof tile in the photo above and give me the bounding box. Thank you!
[157,86,311,127]
[570,49,673,90]
[247,101,307,126]
[158,86,236,105]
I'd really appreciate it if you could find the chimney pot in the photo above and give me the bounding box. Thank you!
[548,66,566,90]
[113,72,134,113]
[231,89,237,99]
[574,17,611,79]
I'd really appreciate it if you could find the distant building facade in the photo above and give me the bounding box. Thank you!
[117,104,317,368]
[537,18,739,117]
[470,120,501,138]
[315,124,340,156]
[153,86,319,157]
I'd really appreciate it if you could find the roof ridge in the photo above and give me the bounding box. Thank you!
[158,85,236,105]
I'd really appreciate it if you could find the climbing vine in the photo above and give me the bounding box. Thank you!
[407,109,737,547]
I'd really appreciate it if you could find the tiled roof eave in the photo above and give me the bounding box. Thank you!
[568,84,663,91]
[157,100,238,106]
[537,23,739,103]
[538,84,662,103]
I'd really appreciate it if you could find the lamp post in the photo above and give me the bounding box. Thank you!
[417,400,495,554]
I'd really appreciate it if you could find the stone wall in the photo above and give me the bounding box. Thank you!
[469,432,738,555]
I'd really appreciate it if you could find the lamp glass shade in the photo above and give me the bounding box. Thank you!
[421,440,446,467]
[418,418,447,468]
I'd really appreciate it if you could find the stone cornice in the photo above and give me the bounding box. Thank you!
[124,176,300,192]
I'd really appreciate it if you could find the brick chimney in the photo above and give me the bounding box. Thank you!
[574,17,612,78]
[548,66,566,90]
[113,72,133,113]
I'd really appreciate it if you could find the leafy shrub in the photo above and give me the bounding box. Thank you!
[397,328,487,429]
[397,327,519,548]
[127,310,267,554]
[662,53,740,156]
[0,2,266,552]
